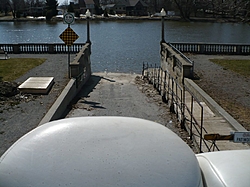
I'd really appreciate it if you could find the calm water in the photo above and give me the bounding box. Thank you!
[0,20,250,73]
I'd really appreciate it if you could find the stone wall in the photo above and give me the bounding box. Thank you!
[160,43,193,84]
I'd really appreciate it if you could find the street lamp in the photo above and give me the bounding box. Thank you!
[86,9,91,44]
[160,8,166,43]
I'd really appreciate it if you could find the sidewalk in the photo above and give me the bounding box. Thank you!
[184,79,249,151]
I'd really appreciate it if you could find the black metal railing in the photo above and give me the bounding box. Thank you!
[142,62,220,153]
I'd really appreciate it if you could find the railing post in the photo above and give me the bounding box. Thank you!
[180,86,185,129]
[190,96,194,141]
[170,77,175,113]
[153,64,157,88]
[199,44,205,54]
[236,45,241,55]
[48,44,56,54]
[146,63,149,78]
[175,81,178,118]
[200,106,204,153]
[142,62,145,77]
[157,66,160,92]
[162,70,167,103]
[13,44,20,54]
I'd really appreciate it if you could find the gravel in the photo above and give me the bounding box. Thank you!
[0,54,74,156]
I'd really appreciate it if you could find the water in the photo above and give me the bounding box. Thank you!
[0,20,249,73]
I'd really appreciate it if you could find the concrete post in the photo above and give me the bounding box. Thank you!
[48,44,55,54]
[13,44,20,54]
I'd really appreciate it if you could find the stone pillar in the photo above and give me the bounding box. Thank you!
[236,45,241,55]
[48,44,55,54]
[13,44,20,54]
[199,44,205,54]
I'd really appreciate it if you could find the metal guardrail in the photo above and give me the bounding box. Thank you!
[142,63,220,153]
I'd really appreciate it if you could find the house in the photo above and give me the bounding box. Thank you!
[126,0,148,16]
[84,0,96,13]
[101,0,148,16]
[113,0,128,14]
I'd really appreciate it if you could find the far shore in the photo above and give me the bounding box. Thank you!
[0,15,248,23]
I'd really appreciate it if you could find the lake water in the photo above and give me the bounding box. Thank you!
[0,20,249,73]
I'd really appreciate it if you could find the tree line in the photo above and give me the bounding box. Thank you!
[0,0,58,20]
[0,0,249,22]
[168,0,250,21]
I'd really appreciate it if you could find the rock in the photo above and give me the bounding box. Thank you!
[0,81,19,98]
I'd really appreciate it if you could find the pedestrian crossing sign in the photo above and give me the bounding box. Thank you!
[59,27,79,46]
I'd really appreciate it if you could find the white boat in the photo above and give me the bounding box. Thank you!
[0,117,249,187]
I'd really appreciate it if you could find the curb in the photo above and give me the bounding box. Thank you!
[184,78,247,132]
[38,79,77,126]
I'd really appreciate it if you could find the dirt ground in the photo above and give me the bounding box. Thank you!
[187,54,250,131]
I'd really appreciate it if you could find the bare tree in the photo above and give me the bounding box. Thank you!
[172,0,195,20]
[0,0,9,15]
[209,0,250,19]
[6,0,25,18]
[172,0,250,21]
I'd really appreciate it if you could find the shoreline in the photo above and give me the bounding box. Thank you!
[0,15,248,24]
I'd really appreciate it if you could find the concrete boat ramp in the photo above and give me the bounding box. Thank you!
[38,72,249,152]
[15,66,248,152]
[66,73,166,121]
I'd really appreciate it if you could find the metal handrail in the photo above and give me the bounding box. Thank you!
[142,63,220,153]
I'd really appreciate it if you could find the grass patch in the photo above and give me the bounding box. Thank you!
[0,58,46,81]
[210,59,250,77]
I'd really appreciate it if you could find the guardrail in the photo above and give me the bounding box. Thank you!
[170,42,250,55]
[0,43,85,54]
[1,42,249,55]
[142,63,220,153]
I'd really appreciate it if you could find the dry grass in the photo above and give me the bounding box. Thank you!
[202,58,250,130]
[213,94,250,130]
[210,59,250,77]
[0,58,46,81]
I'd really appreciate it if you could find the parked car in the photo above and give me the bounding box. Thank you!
[0,117,249,187]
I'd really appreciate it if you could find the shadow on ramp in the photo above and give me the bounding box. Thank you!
[63,75,105,117]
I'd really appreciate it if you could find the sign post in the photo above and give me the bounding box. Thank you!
[59,13,78,78]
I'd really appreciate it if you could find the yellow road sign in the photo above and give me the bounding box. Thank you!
[59,27,79,46]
